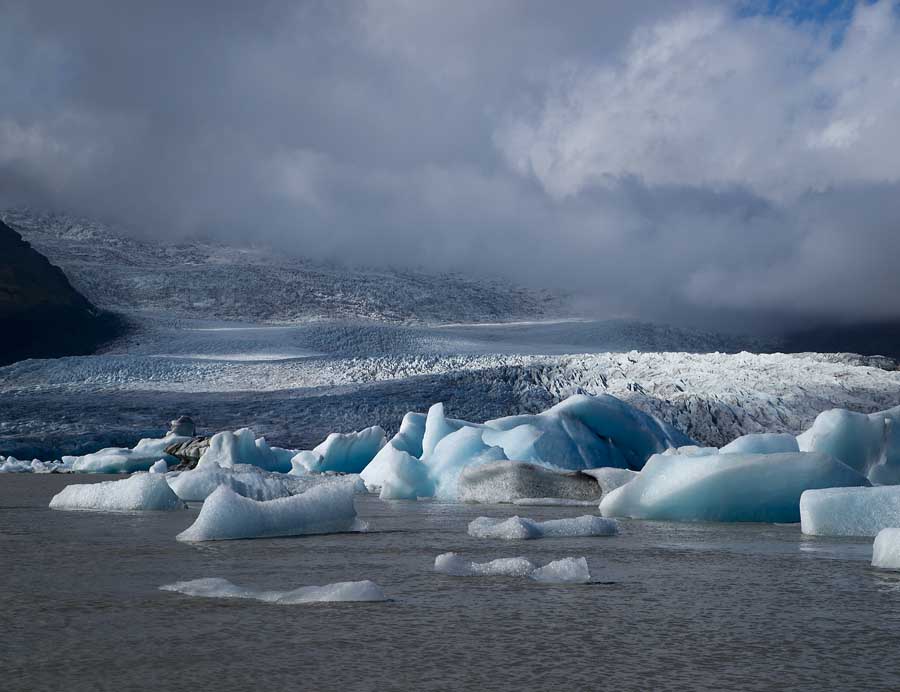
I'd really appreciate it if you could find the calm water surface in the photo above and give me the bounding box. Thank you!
[2,475,900,691]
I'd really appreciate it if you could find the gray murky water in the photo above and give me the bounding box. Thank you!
[3,475,900,691]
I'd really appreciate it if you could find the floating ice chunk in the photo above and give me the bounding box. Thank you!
[457,460,601,504]
[168,464,363,502]
[176,483,360,541]
[360,444,433,500]
[434,553,591,583]
[434,552,536,577]
[292,426,386,474]
[720,433,799,455]
[579,467,639,495]
[800,486,900,536]
[529,557,591,584]
[159,577,386,603]
[600,452,868,523]
[70,434,187,473]
[0,457,33,473]
[872,529,900,570]
[468,515,617,540]
[798,405,900,484]
[49,474,186,512]
[196,428,288,472]
[149,460,168,474]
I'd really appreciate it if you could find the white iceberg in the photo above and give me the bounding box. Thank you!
[798,405,900,484]
[800,486,900,536]
[290,426,386,474]
[872,528,900,570]
[149,460,168,474]
[196,428,291,473]
[176,483,361,542]
[468,515,617,540]
[600,451,868,523]
[434,553,591,583]
[456,460,601,504]
[70,434,188,473]
[49,474,186,512]
[159,577,386,603]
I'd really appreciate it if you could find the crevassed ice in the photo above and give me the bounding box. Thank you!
[159,577,386,603]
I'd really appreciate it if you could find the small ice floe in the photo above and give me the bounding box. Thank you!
[467,515,617,540]
[434,553,591,584]
[49,474,186,512]
[160,577,386,603]
[801,486,900,537]
[176,483,362,542]
[872,529,900,570]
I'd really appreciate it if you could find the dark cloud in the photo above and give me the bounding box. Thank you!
[1,0,898,331]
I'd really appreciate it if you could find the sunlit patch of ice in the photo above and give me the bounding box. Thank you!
[159,577,386,603]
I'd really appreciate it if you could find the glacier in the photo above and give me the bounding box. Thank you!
[159,577,386,603]
[872,528,900,570]
[600,451,869,523]
[467,515,618,540]
[434,553,591,583]
[800,486,900,537]
[49,474,186,512]
[176,482,361,542]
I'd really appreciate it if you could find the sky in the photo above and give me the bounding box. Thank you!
[1,0,899,330]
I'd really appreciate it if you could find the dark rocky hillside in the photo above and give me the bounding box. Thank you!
[0,220,122,365]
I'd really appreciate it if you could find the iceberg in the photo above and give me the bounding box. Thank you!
[800,486,900,536]
[798,405,900,484]
[159,577,386,603]
[176,483,361,541]
[196,428,290,473]
[600,451,868,523]
[149,459,168,474]
[290,426,386,474]
[468,515,617,540]
[167,464,362,502]
[872,528,900,570]
[70,434,188,473]
[456,460,601,504]
[49,474,186,512]
[434,553,591,583]
[359,393,693,502]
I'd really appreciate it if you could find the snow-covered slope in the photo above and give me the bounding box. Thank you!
[0,210,559,324]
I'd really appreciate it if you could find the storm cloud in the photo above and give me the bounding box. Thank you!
[2,0,899,328]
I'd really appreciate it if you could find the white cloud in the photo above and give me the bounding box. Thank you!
[496,1,900,201]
